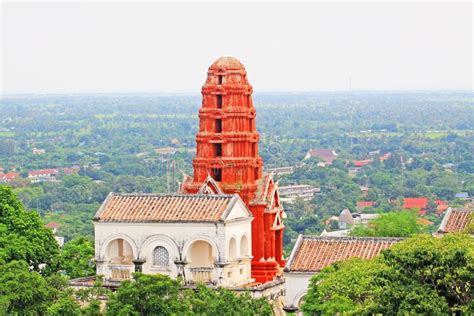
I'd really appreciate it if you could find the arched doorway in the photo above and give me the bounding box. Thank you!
[187,240,215,283]
[105,238,134,280]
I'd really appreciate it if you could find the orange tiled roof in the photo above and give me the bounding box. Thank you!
[285,235,402,272]
[403,197,428,210]
[438,208,473,233]
[94,193,241,223]
[308,149,337,164]
[353,160,372,167]
[435,200,449,215]
[357,201,376,208]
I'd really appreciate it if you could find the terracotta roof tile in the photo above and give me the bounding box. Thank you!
[353,160,372,167]
[439,208,473,233]
[403,197,428,209]
[308,149,337,163]
[94,193,239,223]
[357,201,376,208]
[286,236,402,272]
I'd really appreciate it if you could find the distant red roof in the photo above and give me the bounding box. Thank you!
[45,221,61,229]
[61,166,80,174]
[435,200,449,215]
[418,210,427,216]
[380,153,391,162]
[403,197,428,210]
[353,160,372,167]
[29,169,59,177]
[307,149,337,164]
[0,172,19,181]
[357,201,376,208]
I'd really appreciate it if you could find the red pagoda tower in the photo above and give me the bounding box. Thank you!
[182,57,285,283]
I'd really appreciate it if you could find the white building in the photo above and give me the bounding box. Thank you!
[93,192,254,288]
[283,235,401,313]
[338,208,378,229]
[278,184,321,203]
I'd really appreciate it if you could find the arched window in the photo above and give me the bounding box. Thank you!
[153,246,169,267]
[240,235,249,257]
[229,237,237,260]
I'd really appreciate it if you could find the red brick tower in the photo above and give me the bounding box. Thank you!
[182,57,285,283]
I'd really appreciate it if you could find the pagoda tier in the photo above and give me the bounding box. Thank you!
[182,57,285,283]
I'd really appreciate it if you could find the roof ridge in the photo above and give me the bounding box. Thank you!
[301,235,405,241]
[111,192,235,198]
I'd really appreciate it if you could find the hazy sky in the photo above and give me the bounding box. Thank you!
[1,1,472,94]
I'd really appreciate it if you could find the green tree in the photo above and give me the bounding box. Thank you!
[351,211,425,237]
[61,236,95,278]
[183,283,273,315]
[106,273,189,315]
[0,186,60,273]
[0,260,56,315]
[107,273,273,315]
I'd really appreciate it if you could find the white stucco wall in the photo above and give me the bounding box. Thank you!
[284,272,314,311]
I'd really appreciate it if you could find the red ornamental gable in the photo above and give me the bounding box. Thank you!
[182,57,285,283]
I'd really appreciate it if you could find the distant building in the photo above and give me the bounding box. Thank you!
[338,208,378,229]
[352,159,372,168]
[435,200,449,216]
[403,197,428,215]
[0,172,19,183]
[61,166,80,175]
[320,229,349,237]
[154,147,178,155]
[338,208,354,229]
[28,169,59,182]
[264,166,294,177]
[356,201,376,211]
[28,166,79,182]
[348,167,360,178]
[283,236,402,312]
[304,149,337,165]
[379,152,391,162]
[437,207,473,234]
[359,186,370,197]
[45,222,64,247]
[442,163,455,170]
[32,148,46,155]
[454,192,469,200]
[316,161,326,167]
[278,184,320,203]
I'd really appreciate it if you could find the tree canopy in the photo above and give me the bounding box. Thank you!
[0,186,59,273]
[106,273,273,316]
[351,210,426,237]
[60,236,95,278]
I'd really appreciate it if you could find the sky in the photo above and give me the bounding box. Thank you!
[1,1,472,94]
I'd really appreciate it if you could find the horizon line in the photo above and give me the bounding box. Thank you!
[1,89,473,97]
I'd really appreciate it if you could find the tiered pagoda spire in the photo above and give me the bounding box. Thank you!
[182,57,285,283]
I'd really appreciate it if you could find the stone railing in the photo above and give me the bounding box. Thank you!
[189,267,214,283]
[109,264,133,280]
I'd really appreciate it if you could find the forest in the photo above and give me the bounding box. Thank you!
[0,91,473,250]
